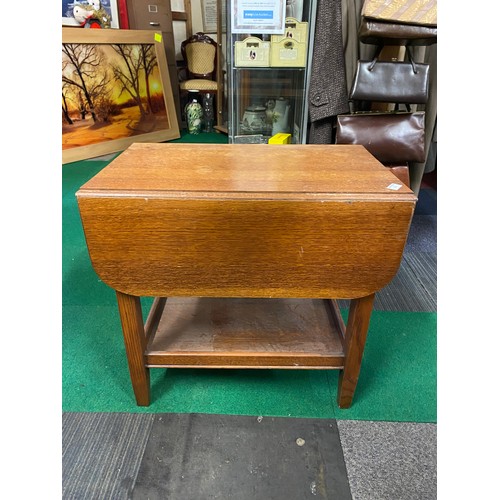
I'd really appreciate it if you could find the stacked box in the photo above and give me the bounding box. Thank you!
[234,36,270,67]
[270,18,308,67]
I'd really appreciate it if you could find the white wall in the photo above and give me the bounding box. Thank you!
[172,0,216,60]
[191,0,204,33]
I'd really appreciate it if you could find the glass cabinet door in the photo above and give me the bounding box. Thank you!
[226,0,316,144]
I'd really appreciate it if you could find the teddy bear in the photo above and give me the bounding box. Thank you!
[72,0,111,29]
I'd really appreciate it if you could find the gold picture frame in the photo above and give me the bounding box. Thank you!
[62,28,180,164]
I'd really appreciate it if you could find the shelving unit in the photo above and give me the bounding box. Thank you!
[226,0,317,144]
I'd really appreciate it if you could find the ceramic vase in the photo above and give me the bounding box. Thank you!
[185,92,203,134]
[242,105,267,134]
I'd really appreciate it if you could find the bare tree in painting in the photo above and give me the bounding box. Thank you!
[111,44,148,116]
[62,89,74,125]
[91,82,114,122]
[139,44,158,113]
[62,57,74,125]
[62,43,111,123]
[62,78,87,124]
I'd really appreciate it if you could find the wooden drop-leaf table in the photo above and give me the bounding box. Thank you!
[76,143,416,408]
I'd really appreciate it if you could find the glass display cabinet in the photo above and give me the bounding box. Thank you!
[226,0,317,144]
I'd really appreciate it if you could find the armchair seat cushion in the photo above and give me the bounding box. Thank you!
[180,79,218,91]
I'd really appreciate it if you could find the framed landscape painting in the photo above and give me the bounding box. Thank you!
[62,28,180,164]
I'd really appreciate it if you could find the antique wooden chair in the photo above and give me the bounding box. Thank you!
[179,32,218,96]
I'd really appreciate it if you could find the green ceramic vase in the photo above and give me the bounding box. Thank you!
[185,94,203,135]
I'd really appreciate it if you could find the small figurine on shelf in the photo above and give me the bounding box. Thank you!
[73,0,112,29]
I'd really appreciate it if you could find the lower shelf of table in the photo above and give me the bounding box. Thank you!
[145,297,346,369]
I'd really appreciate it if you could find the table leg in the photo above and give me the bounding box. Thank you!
[337,293,375,408]
[116,291,150,406]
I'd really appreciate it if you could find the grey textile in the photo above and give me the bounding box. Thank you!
[62,412,154,499]
[406,215,437,254]
[337,420,437,500]
[337,251,436,312]
[307,0,350,144]
[307,118,335,145]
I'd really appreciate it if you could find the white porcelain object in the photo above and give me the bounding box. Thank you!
[272,98,291,135]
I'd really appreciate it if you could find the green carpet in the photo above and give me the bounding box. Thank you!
[62,143,437,423]
[171,130,229,143]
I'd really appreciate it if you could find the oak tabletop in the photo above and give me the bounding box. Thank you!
[77,143,416,201]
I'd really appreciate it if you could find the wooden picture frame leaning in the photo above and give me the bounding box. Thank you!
[62,28,180,164]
